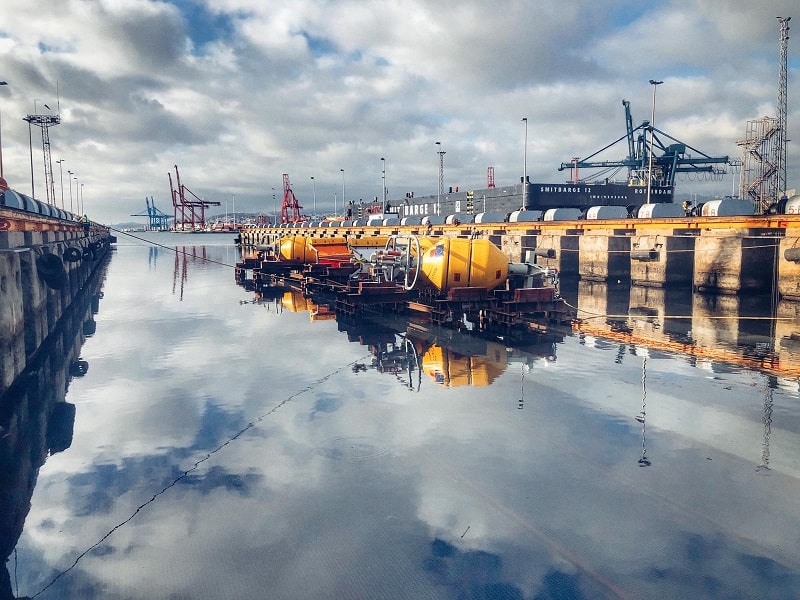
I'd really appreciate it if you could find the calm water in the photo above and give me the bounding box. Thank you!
[3,232,800,599]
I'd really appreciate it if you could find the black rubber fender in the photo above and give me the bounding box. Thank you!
[63,246,82,263]
[69,360,89,377]
[82,246,96,261]
[46,402,77,453]
[92,240,104,252]
[36,253,68,290]
[83,319,97,336]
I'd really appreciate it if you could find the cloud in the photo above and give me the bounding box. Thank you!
[0,0,798,224]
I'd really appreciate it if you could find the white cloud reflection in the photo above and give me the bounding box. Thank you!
[9,241,800,598]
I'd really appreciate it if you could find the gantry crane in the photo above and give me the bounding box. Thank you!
[559,99,730,187]
[131,197,173,231]
[280,173,304,223]
[168,165,221,230]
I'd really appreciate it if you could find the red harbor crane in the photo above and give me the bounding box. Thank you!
[280,173,304,223]
[168,165,221,230]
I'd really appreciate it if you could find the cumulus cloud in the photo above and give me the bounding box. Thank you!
[0,0,797,224]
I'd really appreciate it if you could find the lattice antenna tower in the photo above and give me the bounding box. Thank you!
[737,116,779,210]
[777,16,791,196]
[437,145,445,197]
[736,18,791,211]
[23,101,61,205]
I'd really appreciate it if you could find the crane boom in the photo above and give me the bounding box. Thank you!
[131,196,173,231]
[623,99,636,161]
[280,173,304,223]
[559,101,729,187]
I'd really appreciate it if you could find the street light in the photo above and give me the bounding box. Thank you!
[340,168,345,216]
[80,182,84,215]
[310,176,316,217]
[646,79,663,205]
[73,176,79,214]
[435,141,445,215]
[55,159,65,209]
[67,170,73,212]
[0,80,7,180]
[380,157,386,212]
[27,109,34,198]
[521,117,528,210]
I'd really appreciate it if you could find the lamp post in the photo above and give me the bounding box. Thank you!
[67,170,73,212]
[80,182,84,215]
[55,159,65,209]
[27,110,34,198]
[435,141,445,215]
[340,168,345,216]
[272,187,276,221]
[0,80,7,180]
[521,117,528,210]
[646,79,663,205]
[380,157,386,212]
[73,176,79,214]
[310,176,316,217]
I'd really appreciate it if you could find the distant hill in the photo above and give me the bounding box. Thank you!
[110,221,148,230]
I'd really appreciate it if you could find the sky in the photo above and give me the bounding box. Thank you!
[0,0,799,225]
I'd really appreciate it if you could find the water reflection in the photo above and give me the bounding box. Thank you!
[0,254,110,599]
[635,355,651,467]
[241,264,800,382]
[756,379,775,473]
[6,234,800,599]
[280,294,563,391]
[566,278,800,379]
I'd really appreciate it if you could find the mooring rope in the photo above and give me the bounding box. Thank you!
[110,227,241,269]
[560,298,793,323]
[29,352,371,598]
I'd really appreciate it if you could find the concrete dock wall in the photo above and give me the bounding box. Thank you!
[779,236,800,300]
[630,234,696,287]
[238,217,796,298]
[693,233,778,294]
[0,228,112,395]
[0,251,107,574]
[579,234,631,282]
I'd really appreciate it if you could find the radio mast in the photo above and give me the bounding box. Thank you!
[777,16,791,197]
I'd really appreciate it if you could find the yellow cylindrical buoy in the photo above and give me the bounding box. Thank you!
[278,236,310,262]
[279,236,353,263]
[417,237,508,292]
[282,290,309,312]
[420,341,507,387]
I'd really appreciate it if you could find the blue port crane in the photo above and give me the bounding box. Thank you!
[131,196,173,231]
[559,99,730,187]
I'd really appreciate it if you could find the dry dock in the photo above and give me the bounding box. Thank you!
[237,214,800,298]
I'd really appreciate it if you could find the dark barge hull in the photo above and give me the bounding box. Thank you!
[390,181,675,218]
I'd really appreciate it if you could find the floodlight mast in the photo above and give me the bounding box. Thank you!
[23,107,61,204]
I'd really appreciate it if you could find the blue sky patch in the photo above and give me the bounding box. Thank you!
[172,0,237,51]
[301,30,338,58]
[38,41,57,54]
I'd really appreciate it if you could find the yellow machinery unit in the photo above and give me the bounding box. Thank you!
[278,236,311,262]
[278,236,352,263]
[282,290,314,312]
[417,237,509,293]
[419,340,507,387]
[373,235,510,293]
